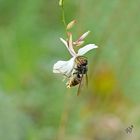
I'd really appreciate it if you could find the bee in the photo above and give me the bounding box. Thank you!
[66,56,88,96]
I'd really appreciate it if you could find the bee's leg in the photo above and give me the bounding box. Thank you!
[73,72,78,75]
[66,80,71,88]
[66,77,73,88]
[62,76,67,81]
[74,67,81,71]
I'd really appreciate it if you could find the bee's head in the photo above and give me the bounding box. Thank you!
[75,56,88,66]
[81,59,88,66]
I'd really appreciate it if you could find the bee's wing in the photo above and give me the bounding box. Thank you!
[77,74,84,96]
[77,74,88,96]
[85,73,88,87]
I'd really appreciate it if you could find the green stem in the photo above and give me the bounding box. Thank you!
[61,5,66,28]
[60,0,68,35]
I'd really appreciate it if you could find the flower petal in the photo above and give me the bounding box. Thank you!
[53,57,75,77]
[60,38,75,56]
[77,44,98,56]
[67,32,77,56]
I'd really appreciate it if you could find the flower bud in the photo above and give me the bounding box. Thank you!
[78,31,90,41]
[66,20,76,30]
[73,41,84,47]
[59,0,63,6]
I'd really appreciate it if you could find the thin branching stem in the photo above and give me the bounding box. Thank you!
[60,0,68,36]
[61,5,66,28]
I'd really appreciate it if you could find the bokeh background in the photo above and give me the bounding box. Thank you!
[0,0,140,140]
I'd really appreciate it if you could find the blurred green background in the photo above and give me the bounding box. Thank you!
[0,0,140,140]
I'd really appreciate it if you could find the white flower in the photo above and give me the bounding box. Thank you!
[53,31,98,78]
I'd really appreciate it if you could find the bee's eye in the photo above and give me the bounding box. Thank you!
[82,64,86,66]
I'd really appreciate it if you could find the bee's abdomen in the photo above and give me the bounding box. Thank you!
[68,75,81,87]
[70,78,80,86]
